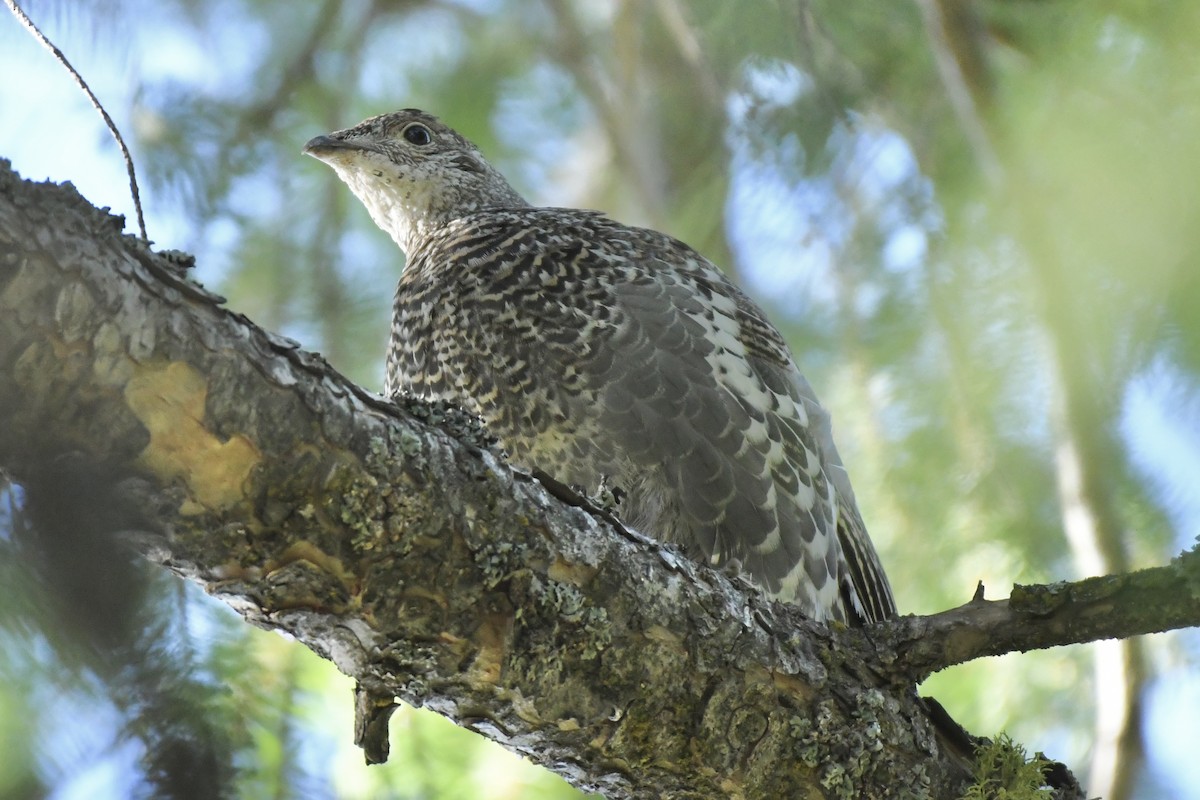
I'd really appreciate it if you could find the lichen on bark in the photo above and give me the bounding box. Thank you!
[1,161,1066,798]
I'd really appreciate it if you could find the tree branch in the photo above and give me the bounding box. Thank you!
[0,160,1144,798]
[884,552,1200,682]
[0,159,959,798]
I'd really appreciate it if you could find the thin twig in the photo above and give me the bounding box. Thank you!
[5,0,148,241]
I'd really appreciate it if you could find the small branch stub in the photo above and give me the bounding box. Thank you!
[354,682,399,765]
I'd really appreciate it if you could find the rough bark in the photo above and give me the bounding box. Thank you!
[0,161,962,798]
[887,565,1200,684]
[4,161,1189,797]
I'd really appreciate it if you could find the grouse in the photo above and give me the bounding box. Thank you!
[304,109,895,624]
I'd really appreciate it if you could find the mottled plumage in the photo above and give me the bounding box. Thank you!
[304,109,895,624]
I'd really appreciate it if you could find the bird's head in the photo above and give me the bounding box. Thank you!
[304,109,528,254]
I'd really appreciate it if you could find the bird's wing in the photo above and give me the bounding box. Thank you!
[726,284,897,623]
[397,209,894,622]
[560,227,884,622]
[786,368,897,623]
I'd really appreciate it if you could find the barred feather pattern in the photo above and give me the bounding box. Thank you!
[306,110,896,624]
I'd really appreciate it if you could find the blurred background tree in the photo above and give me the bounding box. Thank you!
[3,1,1199,798]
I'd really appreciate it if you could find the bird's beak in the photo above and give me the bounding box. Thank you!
[303,135,380,159]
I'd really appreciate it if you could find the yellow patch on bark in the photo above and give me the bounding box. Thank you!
[272,540,347,577]
[469,611,511,686]
[770,669,816,702]
[125,361,260,513]
[547,556,599,586]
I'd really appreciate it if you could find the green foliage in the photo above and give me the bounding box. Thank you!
[5,0,1200,796]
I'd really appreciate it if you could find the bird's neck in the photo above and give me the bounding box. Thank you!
[395,211,448,257]
[397,190,530,256]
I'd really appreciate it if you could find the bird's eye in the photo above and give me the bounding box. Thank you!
[402,124,432,146]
